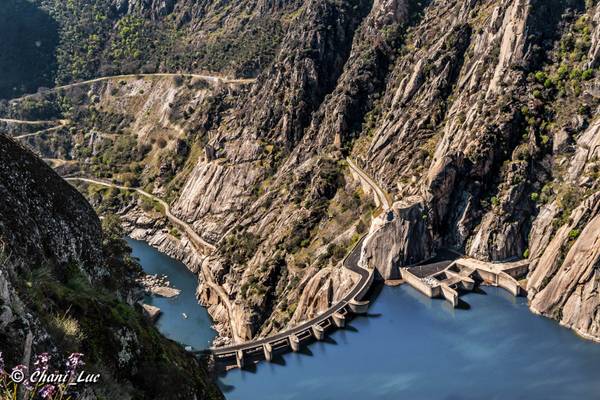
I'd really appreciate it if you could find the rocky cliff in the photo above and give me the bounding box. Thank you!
[358,0,600,341]
[0,134,222,399]
[206,0,599,342]
[4,0,600,345]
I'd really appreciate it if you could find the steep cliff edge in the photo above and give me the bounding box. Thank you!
[0,135,222,399]
[358,0,600,341]
[6,0,600,345]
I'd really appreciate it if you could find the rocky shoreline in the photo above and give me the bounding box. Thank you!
[119,205,360,348]
[138,272,181,323]
[139,273,182,298]
[120,207,232,345]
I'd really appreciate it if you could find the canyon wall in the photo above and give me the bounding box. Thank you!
[4,0,599,344]
[0,135,223,399]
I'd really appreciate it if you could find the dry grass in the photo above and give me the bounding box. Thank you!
[48,309,86,350]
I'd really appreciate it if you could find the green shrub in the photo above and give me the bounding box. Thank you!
[557,65,569,80]
[530,192,539,202]
[169,228,181,239]
[534,71,547,82]
[569,68,582,81]
[581,68,594,80]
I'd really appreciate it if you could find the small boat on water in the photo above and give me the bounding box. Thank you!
[182,313,188,319]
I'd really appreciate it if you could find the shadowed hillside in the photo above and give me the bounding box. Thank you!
[0,0,59,98]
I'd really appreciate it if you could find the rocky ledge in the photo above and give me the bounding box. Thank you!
[139,273,182,298]
[142,303,162,323]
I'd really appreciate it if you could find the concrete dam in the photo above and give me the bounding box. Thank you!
[208,235,375,369]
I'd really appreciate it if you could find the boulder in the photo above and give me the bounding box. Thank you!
[141,303,162,323]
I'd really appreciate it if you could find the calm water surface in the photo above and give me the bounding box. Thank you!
[126,237,216,350]
[129,239,600,400]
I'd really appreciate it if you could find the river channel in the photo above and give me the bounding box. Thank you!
[129,238,600,400]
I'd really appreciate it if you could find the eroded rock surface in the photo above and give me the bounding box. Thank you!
[7,0,600,345]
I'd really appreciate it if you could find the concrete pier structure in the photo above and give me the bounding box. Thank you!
[289,334,300,352]
[312,325,325,341]
[209,236,375,369]
[349,299,370,314]
[263,343,273,362]
[236,350,244,369]
[206,170,391,370]
[402,258,529,308]
[333,311,346,328]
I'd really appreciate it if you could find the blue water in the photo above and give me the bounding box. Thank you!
[220,285,600,400]
[126,237,216,350]
[128,238,600,400]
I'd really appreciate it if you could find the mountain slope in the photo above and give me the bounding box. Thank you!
[0,134,223,399]
[3,0,599,345]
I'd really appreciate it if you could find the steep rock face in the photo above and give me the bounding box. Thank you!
[284,264,357,327]
[171,0,372,236]
[0,135,223,399]
[363,0,564,252]
[467,160,532,261]
[351,0,600,340]
[141,0,600,343]
[293,0,411,154]
[0,137,103,276]
[363,198,433,280]
[238,0,373,147]
[526,113,600,341]
[529,193,600,341]
[8,0,600,346]
[165,0,376,342]
[418,0,534,249]
[0,135,104,353]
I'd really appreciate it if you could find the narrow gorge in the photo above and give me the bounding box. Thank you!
[1,0,600,398]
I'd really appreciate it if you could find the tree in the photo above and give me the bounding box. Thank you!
[101,213,129,258]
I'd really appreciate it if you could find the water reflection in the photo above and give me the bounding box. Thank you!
[220,285,600,400]
[127,238,600,400]
[126,237,216,350]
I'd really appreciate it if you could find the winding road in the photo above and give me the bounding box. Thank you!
[211,235,372,356]
[66,177,215,252]
[0,118,66,125]
[210,159,388,357]
[347,158,392,210]
[0,118,68,139]
[14,124,66,139]
[10,73,255,102]
[65,159,391,358]
[64,177,241,341]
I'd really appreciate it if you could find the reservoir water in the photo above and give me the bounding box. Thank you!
[129,239,600,400]
[126,237,216,350]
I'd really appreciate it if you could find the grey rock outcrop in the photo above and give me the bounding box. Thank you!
[529,193,600,341]
[0,135,223,399]
[364,199,433,280]
[142,303,162,322]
